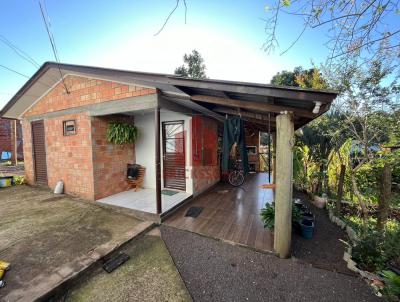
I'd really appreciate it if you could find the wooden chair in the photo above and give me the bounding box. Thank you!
[126,166,146,191]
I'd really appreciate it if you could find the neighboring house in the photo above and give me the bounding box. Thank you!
[0,62,337,257]
[0,118,23,160]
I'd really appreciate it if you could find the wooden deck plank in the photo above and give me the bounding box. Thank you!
[164,173,274,252]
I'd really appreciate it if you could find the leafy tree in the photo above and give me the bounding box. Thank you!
[270,66,328,89]
[328,49,399,220]
[174,49,207,79]
[271,66,334,194]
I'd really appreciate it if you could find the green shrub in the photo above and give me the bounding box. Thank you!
[352,224,400,272]
[260,203,303,230]
[381,270,400,301]
[13,176,25,185]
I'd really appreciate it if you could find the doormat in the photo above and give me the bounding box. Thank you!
[161,189,179,196]
[185,206,204,218]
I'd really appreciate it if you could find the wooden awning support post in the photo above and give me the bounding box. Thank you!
[155,104,162,214]
[273,112,294,258]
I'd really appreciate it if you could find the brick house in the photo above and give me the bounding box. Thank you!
[1,61,336,245]
[0,118,23,160]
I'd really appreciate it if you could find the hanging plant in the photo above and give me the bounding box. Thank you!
[107,122,138,145]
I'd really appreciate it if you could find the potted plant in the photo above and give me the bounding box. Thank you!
[107,122,138,145]
[260,203,303,232]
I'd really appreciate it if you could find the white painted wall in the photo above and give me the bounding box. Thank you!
[134,113,156,189]
[134,109,193,194]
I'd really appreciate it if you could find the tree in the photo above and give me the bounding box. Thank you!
[263,0,399,65]
[270,66,328,89]
[174,49,207,79]
[329,49,399,220]
[271,66,337,195]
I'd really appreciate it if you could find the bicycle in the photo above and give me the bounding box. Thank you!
[228,159,245,187]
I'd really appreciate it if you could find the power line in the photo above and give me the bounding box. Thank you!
[0,63,52,88]
[0,35,40,68]
[0,64,30,79]
[38,0,69,94]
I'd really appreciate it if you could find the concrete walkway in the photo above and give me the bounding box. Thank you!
[161,225,379,302]
[0,185,151,301]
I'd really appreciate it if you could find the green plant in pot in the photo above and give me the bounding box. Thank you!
[107,122,138,145]
[260,203,302,230]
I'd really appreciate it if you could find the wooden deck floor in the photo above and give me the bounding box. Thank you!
[164,173,274,252]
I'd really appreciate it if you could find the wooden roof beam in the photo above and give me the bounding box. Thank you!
[191,94,316,118]
[213,106,276,122]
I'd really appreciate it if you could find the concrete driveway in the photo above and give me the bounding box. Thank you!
[0,185,151,301]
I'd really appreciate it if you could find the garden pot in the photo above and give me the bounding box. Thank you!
[313,195,327,208]
[0,176,13,188]
[300,219,314,239]
[302,211,315,223]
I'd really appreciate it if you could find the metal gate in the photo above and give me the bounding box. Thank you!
[31,120,48,185]
[162,121,186,191]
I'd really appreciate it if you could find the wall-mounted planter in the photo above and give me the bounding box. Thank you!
[0,176,13,188]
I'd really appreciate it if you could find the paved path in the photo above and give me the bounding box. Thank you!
[0,185,147,301]
[161,225,379,302]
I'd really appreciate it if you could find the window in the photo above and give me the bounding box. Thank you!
[246,146,257,155]
[63,120,76,136]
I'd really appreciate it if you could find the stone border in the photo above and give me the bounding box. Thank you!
[327,207,383,297]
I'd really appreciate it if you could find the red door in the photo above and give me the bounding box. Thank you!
[162,121,186,191]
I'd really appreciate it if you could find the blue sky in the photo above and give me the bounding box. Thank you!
[0,0,331,109]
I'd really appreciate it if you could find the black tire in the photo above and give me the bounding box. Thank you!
[228,170,245,186]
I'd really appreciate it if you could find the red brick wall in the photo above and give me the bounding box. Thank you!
[24,75,156,117]
[45,113,94,199]
[0,119,23,159]
[91,116,135,200]
[22,75,155,200]
[191,116,220,194]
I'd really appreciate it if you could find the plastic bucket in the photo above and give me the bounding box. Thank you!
[302,212,315,223]
[0,177,13,188]
[300,219,314,239]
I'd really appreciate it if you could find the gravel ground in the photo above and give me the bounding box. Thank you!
[161,225,379,302]
[291,190,353,275]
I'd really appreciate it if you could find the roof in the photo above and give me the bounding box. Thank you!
[0,62,338,130]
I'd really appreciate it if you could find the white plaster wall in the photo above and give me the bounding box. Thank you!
[134,113,156,189]
[160,110,193,195]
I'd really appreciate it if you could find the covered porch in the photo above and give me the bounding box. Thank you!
[165,173,274,251]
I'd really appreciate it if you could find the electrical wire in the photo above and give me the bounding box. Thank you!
[38,0,69,94]
[0,35,40,68]
[0,63,52,88]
